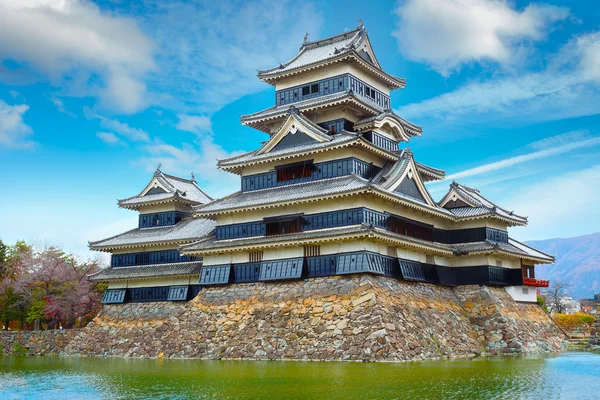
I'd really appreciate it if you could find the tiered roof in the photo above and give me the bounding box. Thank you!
[181,223,553,264]
[257,23,405,89]
[89,217,216,252]
[241,90,385,131]
[439,182,528,226]
[118,167,212,210]
[89,261,202,282]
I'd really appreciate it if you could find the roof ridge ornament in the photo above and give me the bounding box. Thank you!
[358,18,363,28]
[154,163,162,176]
[287,105,299,115]
[191,172,196,182]
[303,32,309,45]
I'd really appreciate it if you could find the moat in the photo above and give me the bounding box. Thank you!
[2,352,599,399]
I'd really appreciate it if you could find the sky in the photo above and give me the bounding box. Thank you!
[0,0,599,260]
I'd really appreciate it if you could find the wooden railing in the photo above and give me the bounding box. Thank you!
[523,277,549,287]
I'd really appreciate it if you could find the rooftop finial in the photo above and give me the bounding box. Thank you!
[303,32,310,44]
[191,172,196,181]
[358,18,363,27]
[156,163,162,172]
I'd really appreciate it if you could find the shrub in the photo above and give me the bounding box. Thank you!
[12,342,27,356]
[553,312,595,332]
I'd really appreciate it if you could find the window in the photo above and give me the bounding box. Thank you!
[265,217,303,236]
[249,251,263,263]
[311,83,319,94]
[153,214,160,226]
[522,265,535,279]
[302,86,310,96]
[386,215,434,242]
[522,288,529,295]
[304,245,320,257]
[276,161,313,182]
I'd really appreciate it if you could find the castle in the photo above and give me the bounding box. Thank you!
[90,23,553,307]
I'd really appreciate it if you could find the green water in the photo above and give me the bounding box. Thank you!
[1,353,599,399]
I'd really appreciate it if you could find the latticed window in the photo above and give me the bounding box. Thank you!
[304,245,320,257]
[249,251,263,263]
[276,161,313,182]
[386,215,434,242]
[264,214,305,236]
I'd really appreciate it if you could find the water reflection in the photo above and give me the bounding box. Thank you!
[1,353,599,399]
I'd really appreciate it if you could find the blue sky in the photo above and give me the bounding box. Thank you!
[1,0,599,259]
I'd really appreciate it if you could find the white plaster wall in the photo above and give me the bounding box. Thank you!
[505,286,537,303]
[137,203,193,214]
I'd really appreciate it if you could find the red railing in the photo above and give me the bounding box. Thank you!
[523,277,549,287]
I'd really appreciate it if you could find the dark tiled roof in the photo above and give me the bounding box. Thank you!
[452,239,553,262]
[118,169,212,208]
[89,218,216,250]
[440,182,528,224]
[218,133,359,168]
[195,175,370,214]
[182,225,371,252]
[88,262,202,282]
[240,90,383,125]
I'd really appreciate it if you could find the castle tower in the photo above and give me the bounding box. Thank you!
[88,167,215,303]
[178,24,553,302]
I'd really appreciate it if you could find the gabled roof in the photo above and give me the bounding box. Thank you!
[371,149,437,207]
[439,182,528,226]
[256,108,331,155]
[88,262,203,282]
[257,24,405,89]
[354,110,422,140]
[118,168,213,210]
[88,217,216,252]
[241,90,384,131]
[414,161,445,182]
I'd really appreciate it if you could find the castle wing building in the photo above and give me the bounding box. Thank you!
[88,167,215,303]
[91,23,553,305]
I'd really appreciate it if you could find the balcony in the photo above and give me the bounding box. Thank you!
[523,277,549,287]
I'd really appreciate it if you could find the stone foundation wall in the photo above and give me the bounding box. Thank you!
[1,276,567,361]
[0,329,80,356]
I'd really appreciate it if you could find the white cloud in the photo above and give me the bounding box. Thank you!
[96,132,125,146]
[176,114,212,135]
[142,0,322,113]
[506,164,600,240]
[445,131,600,181]
[0,0,155,113]
[139,137,243,198]
[85,108,149,142]
[393,0,569,75]
[398,31,600,125]
[0,100,36,149]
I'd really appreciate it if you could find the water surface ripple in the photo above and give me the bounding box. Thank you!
[1,352,599,399]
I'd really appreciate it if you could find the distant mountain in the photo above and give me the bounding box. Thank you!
[526,232,600,300]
